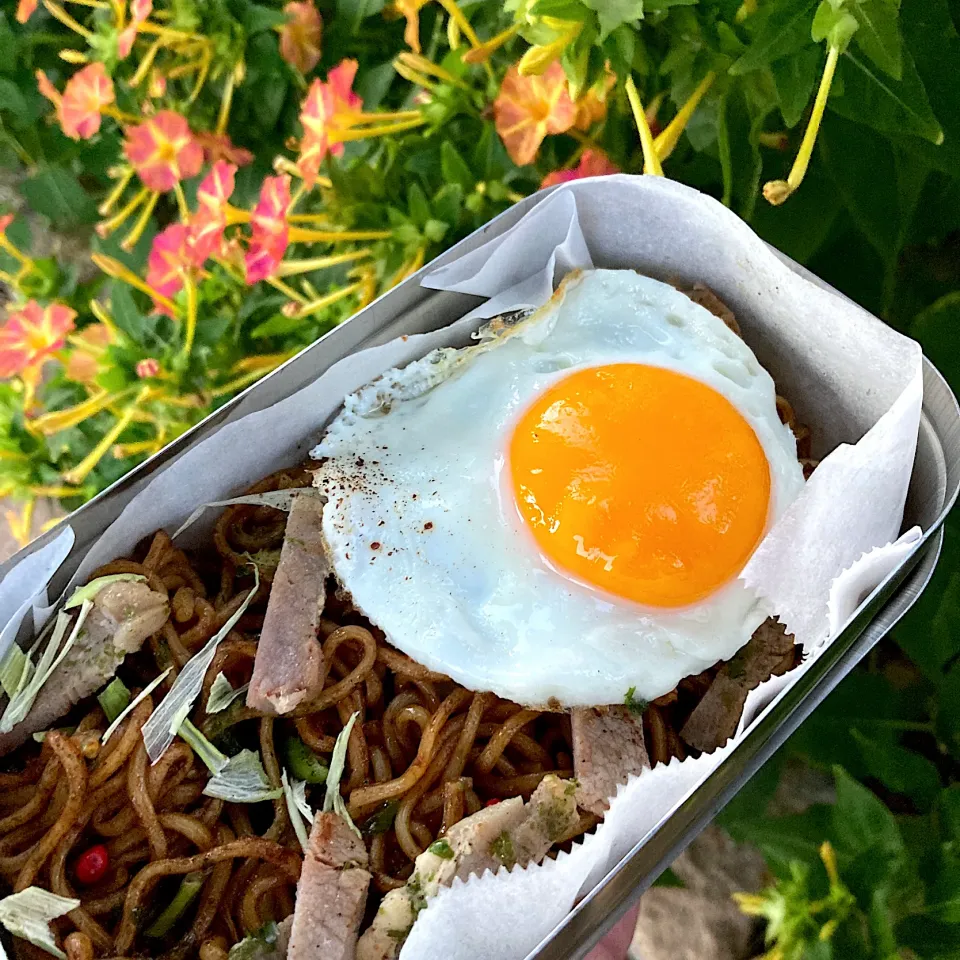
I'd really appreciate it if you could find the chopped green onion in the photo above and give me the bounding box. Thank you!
[102,668,172,745]
[97,678,131,723]
[227,921,280,960]
[427,839,454,860]
[178,718,229,775]
[324,711,361,837]
[0,886,80,959]
[362,800,400,836]
[0,645,28,699]
[203,750,282,804]
[145,872,204,937]
[206,672,249,714]
[283,735,328,784]
[65,574,145,609]
[1,601,93,734]
[142,566,259,763]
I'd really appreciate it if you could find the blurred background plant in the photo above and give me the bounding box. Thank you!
[0,0,958,956]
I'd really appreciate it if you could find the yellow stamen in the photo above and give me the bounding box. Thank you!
[97,186,149,238]
[819,841,839,885]
[435,0,482,48]
[654,72,716,162]
[625,76,664,177]
[88,300,119,338]
[395,52,468,89]
[266,276,308,304]
[102,105,143,125]
[42,0,93,38]
[136,22,196,40]
[0,236,32,267]
[112,440,160,458]
[120,191,160,252]
[293,280,363,318]
[65,0,108,7]
[63,387,149,486]
[393,61,440,92]
[336,117,426,141]
[388,246,425,288]
[165,59,205,80]
[462,23,521,64]
[231,352,295,373]
[274,249,372,277]
[215,68,238,135]
[98,167,135,216]
[288,227,392,243]
[447,12,460,49]
[182,273,198,356]
[59,50,89,63]
[93,254,178,314]
[209,365,284,398]
[188,49,212,106]
[763,44,839,205]
[5,499,35,550]
[287,213,335,225]
[131,39,164,87]
[28,484,86,498]
[27,388,135,435]
[731,892,766,915]
[40,516,64,534]
[351,109,424,124]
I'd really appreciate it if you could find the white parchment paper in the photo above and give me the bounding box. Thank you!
[0,175,926,958]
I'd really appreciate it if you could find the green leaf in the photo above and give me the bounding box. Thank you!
[109,283,152,347]
[831,766,903,861]
[848,0,902,78]
[731,0,819,75]
[717,84,764,219]
[724,807,832,878]
[897,916,960,959]
[0,78,27,116]
[407,183,431,227]
[925,848,960,922]
[336,0,386,34]
[652,867,685,887]
[831,49,943,144]
[848,727,940,808]
[582,0,644,40]
[239,2,287,34]
[440,142,474,192]
[21,167,98,229]
[818,112,901,262]
[772,47,822,127]
[910,294,960,401]
[251,312,304,339]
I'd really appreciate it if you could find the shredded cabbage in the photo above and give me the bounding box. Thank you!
[141,566,259,763]
[178,718,228,775]
[203,750,283,804]
[0,645,28,699]
[206,672,250,714]
[323,711,361,837]
[0,886,80,959]
[101,668,172,745]
[172,489,317,540]
[0,602,93,734]
[282,770,311,853]
[64,574,145,609]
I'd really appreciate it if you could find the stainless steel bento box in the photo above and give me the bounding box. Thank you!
[3,186,959,960]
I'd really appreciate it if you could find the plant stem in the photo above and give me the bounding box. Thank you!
[625,76,664,177]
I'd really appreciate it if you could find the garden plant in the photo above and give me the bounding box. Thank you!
[0,0,958,957]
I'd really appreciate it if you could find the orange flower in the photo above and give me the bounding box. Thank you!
[541,148,620,188]
[189,161,236,265]
[146,223,192,310]
[245,175,291,284]
[118,0,153,59]
[59,63,115,140]
[65,323,112,383]
[0,214,13,235]
[124,111,203,192]
[393,0,430,54]
[494,63,575,166]
[36,70,61,108]
[297,59,363,186]
[0,301,76,379]
[195,132,254,167]
[574,68,616,131]
[16,0,37,24]
[280,1,323,74]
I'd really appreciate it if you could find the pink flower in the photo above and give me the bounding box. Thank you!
[146,223,191,311]
[0,301,76,379]
[0,214,13,235]
[118,0,153,59]
[195,132,254,167]
[541,149,620,188]
[16,0,37,24]
[188,161,236,265]
[36,70,61,108]
[59,63,115,140]
[297,59,363,186]
[136,357,160,378]
[280,1,323,74]
[245,175,291,284]
[124,111,203,191]
[65,323,112,384]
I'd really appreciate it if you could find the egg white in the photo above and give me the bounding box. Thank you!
[312,270,805,706]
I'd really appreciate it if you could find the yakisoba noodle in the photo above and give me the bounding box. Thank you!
[0,300,814,960]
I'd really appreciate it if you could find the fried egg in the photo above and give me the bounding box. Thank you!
[312,270,805,706]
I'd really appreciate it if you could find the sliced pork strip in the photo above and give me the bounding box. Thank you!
[248,493,328,714]
[357,774,578,960]
[0,580,169,755]
[288,813,371,960]
[571,705,649,817]
[681,618,798,753]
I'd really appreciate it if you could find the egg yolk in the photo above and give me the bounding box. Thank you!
[509,363,771,608]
